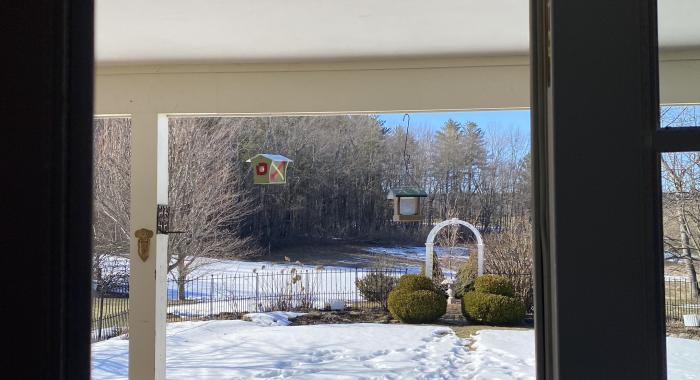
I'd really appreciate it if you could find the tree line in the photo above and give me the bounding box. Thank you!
[230,115,531,246]
[92,115,531,283]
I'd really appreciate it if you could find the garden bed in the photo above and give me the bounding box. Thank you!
[290,309,394,325]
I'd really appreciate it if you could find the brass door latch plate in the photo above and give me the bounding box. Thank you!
[134,228,154,262]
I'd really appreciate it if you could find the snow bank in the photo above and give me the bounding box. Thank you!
[242,311,305,326]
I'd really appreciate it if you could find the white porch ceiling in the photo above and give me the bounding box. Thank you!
[96,0,530,65]
[96,0,700,65]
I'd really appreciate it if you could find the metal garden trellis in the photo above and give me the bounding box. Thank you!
[424,218,485,278]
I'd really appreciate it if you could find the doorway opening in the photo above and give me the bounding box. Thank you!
[91,111,537,378]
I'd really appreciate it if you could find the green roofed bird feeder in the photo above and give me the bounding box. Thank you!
[387,186,427,222]
[246,154,293,185]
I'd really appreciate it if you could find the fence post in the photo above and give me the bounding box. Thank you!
[355,267,358,307]
[209,275,214,317]
[97,290,105,341]
[255,273,260,312]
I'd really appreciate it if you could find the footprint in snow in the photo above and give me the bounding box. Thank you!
[432,328,453,337]
[254,369,281,378]
[358,349,390,360]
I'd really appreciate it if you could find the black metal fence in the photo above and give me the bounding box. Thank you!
[166,267,410,320]
[92,267,409,342]
[91,270,700,342]
[665,277,700,321]
[91,283,129,342]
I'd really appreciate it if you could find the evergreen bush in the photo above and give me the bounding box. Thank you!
[386,274,447,323]
[397,274,436,292]
[461,275,525,325]
[388,289,447,324]
[473,274,515,297]
[461,291,525,324]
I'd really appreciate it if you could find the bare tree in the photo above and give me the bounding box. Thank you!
[455,217,533,309]
[433,198,470,275]
[661,151,700,298]
[659,105,700,297]
[92,117,260,300]
[92,118,131,288]
[168,118,260,299]
[484,218,533,309]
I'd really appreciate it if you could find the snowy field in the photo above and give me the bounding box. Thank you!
[364,246,469,263]
[92,315,700,380]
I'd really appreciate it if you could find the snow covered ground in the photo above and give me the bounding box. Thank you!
[188,259,358,277]
[364,246,469,263]
[92,318,524,380]
[91,316,700,379]
[667,337,700,380]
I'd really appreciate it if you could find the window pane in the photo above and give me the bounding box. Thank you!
[658,0,700,127]
[660,105,700,128]
[660,151,700,379]
[91,117,131,343]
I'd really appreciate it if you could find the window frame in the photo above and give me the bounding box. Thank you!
[530,0,700,378]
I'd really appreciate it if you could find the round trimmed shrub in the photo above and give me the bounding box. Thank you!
[461,291,525,325]
[355,272,398,306]
[473,274,515,297]
[388,289,447,323]
[397,274,436,292]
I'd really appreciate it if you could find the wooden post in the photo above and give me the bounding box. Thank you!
[128,113,168,380]
[425,242,434,279]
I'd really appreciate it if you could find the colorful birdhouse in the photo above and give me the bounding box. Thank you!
[387,186,427,221]
[246,154,293,184]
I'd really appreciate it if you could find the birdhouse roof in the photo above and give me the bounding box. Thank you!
[246,154,293,162]
[387,186,427,199]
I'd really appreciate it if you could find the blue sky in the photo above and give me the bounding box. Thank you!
[376,110,531,138]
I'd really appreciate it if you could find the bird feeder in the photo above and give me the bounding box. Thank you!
[387,186,427,221]
[246,154,293,184]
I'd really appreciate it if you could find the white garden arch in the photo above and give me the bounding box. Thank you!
[425,218,484,278]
